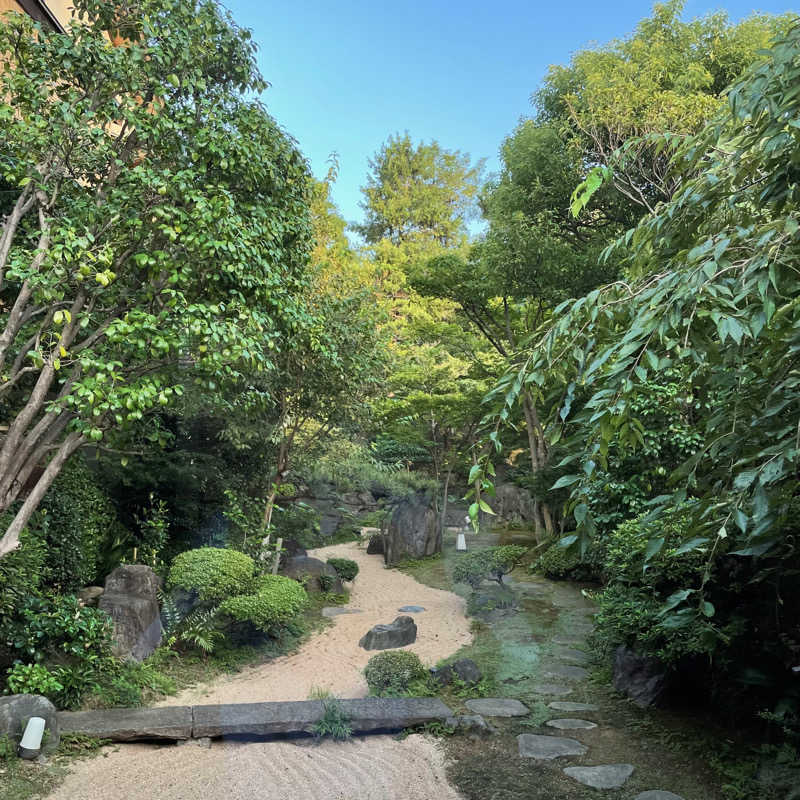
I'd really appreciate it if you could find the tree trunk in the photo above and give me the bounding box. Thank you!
[521,390,554,541]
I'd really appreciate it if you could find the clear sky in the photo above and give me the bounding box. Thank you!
[224,1,796,230]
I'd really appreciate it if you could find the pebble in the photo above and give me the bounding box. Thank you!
[464,698,529,717]
[563,764,635,789]
[545,718,597,730]
[517,734,588,760]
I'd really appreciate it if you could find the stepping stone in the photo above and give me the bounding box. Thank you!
[548,702,598,712]
[532,683,573,696]
[563,764,635,789]
[553,647,589,664]
[546,718,597,730]
[635,793,686,800]
[545,665,589,681]
[398,605,426,612]
[321,607,363,617]
[465,698,529,717]
[518,733,588,760]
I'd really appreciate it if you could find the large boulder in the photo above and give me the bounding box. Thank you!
[384,492,440,566]
[0,694,60,754]
[282,555,343,593]
[359,616,417,650]
[99,565,162,662]
[613,645,669,707]
[432,658,482,687]
[491,483,536,523]
[77,586,104,607]
[366,534,385,555]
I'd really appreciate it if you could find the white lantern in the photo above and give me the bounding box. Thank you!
[18,716,45,760]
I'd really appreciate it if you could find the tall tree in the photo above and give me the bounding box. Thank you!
[0,0,312,555]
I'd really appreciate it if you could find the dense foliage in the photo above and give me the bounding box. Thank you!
[326,558,359,582]
[452,546,527,588]
[166,547,255,603]
[219,575,309,634]
[364,650,427,696]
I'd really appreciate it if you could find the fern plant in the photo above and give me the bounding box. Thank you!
[158,591,224,656]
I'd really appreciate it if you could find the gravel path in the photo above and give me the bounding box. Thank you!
[49,541,471,799]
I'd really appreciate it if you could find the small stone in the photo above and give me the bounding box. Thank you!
[398,605,426,613]
[553,647,589,665]
[545,665,589,681]
[517,734,588,760]
[465,698,528,717]
[546,718,597,730]
[532,684,573,696]
[563,764,635,789]
[548,702,598,712]
[634,793,686,800]
[433,659,482,686]
[177,737,212,748]
[321,607,362,617]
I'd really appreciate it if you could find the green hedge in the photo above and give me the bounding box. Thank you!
[219,574,309,633]
[364,650,427,696]
[327,557,359,582]
[167,547,255,602]
[452,545,527,588]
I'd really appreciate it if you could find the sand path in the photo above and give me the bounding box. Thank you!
[49,541,470,800]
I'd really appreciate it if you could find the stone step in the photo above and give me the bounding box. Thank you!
[518,733,588,760]
[464,698,528,717]
[58,697,454,742]
[545,718,597,730]
[563,764,635,789]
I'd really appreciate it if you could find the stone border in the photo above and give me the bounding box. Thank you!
[58,697,453,742]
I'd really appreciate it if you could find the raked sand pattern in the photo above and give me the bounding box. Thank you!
[49,541,471,799]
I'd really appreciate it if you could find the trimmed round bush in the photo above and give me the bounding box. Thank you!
[452,545,527,588]
[364,650,427,696]
[534,542,580,579]
[327,557,359,582]
[219,574,309,633]
[167,547,255,602]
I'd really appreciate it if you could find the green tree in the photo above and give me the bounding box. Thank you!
[355,133,483,269]
[0,0,312,556]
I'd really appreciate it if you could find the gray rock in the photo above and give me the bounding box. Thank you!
[517,733,588,760]
[282,556,343,594]
[445,714,493,736]
[57,706,192,741]
[398,605,426,613]
[553,647,590,665]
[366,535,385,555]
[321,606,363,617]
[0,695,60,754]
[384,492,440,566]
[192,697,453,737]
[77,586,104,607]
[468,585,515,616]
[613,646,669,707]
[548,702,598,712]
[281,539,307,559]
[464,698,528,717]
[634,793,686,800]
[359,616,417,650]
[177,737,212,748]
[488,483,537,523]
[545,665,589,681]
[99,564,162,661]
[545,718,597,730]
[532,684,573,696]
[563,764,635,789]
[433,659,482,687]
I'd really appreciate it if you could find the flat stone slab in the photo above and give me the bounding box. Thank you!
[634,793,686,800]
[518,734,588,760]
[58,706,192,741]
[464,698,529,717]
[546,718,597,730]
[563,764,635,789]
[398,605,426,612]
[548,702,598,712]
[193,697,453,737]
[531,684,573,696]
[321,606,363,617]
[553,647,590,664]
[545,665,589,681]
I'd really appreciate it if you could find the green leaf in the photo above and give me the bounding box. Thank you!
[551,474,581,490]
[671,537,710,556]
[478,499,496,515]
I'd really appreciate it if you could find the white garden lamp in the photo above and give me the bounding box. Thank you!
[456,515,469,552]
[18,716,45,760]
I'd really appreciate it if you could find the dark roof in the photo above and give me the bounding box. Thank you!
[17,0,66,33]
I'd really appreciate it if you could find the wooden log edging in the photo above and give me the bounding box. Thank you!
[57,697,454,742]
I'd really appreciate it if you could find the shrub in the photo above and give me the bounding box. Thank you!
[313,698,352,740]
[219,575,309,634]
[364,650,427,696]
[327,558,359,582]
[532,541,600,581]
[0,524,48,627]
[167,547,255,602]
[5,663,64,698]
[318,574,336,592]
[452,546,527,588]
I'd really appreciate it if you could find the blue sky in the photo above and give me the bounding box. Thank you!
[225,1,795,230]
